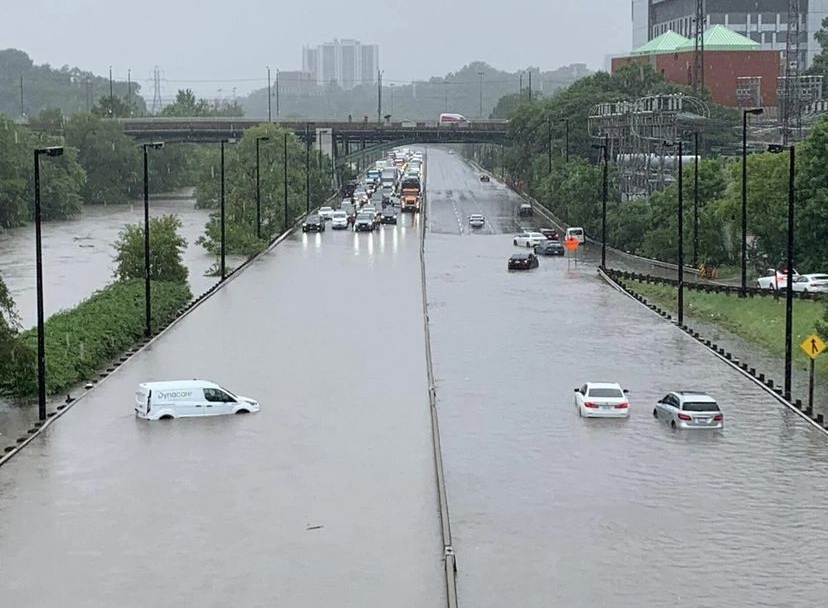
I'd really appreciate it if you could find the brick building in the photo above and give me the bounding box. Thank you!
[612,25,781,106]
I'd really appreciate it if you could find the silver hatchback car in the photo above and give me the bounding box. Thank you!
[653,391,723,430]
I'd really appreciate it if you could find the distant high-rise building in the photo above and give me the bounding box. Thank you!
[631,0,822,68]
[302,39,380,89]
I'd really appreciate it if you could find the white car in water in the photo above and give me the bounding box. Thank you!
[331,210,349,229]
[469,214,486,228]
[513,231,547,248]
[574,382,630,418]
[318,206,335,220]
[653,391,723,430]
[756,269,797,290]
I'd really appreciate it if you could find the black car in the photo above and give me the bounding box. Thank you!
[508,253,539,270]
[535,240,565,256]
[540,228,560,240]
[480,174,490,182]
[518,203,533,217]
[302,215,325,232]
[381,208,398,224]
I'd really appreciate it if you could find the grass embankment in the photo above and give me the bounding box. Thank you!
[0,280,191,399]
[624,279,827,378]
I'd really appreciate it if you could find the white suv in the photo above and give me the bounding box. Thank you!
[654,391,723,430]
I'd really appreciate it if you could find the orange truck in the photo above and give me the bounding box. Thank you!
[400,176,421,213]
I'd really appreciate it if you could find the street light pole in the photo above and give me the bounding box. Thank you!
[564,118,570,163]
[305,123,311,214]
[741,108,764,296]
[220,139,228,280]
[664,139,685,325]
[547,118,552,173]
[283,132,289,229]
[33,146,64,421]
[784,145,796,400]
[478,71,484,119]
[142,142,164,337]
[592,135,609,269]
[275,69,280,117]
[693,131,700,267]
[255,136,269,240]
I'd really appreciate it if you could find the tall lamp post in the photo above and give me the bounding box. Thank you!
[664,139,685,326]
[547,118,552,173]
[142,141,164,338]
[560,118,570,163]
[477,70,484,119]
[255,136,270,239]
[219,138,235,281]
[741,107,764,296]
[693,131,700,266]
[592,135,609,269]
[33,145,64,421]
[283,132,289,229]
[769,143,796,400]
[305,124,311,214]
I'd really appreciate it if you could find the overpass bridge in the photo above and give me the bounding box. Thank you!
[114,117,511,147]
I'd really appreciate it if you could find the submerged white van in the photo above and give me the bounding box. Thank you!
[134,380,259,420]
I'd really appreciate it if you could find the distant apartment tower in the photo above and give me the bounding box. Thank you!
[631,0,828,68]
[302,39,379,89]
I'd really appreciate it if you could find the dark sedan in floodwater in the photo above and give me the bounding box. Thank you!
[535,240,565,256]
[508,253,539,270]
[302,215,325,232]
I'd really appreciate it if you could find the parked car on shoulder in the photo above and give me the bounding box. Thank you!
[757,268,796,290]
[792,273,828,293]
[480,174,490,182]
[302,215,325,232]
[508,252,539,270]
[468,214,486,228]
[518,203,533,217]
[535,240,565,256]
[513,231,547,248]
[653,391,723,430]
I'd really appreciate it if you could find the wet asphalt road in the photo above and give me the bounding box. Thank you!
[0,212,444,607]
[424,148,828,608]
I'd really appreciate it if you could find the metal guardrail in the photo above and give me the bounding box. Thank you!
[605,268,823,301]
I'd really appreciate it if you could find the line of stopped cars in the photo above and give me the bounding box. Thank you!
[573,383,724,429]
[304,148,423,234]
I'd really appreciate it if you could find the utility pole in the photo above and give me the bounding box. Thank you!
[276,69,281,117]
[377,70,383,123]
[109,66,114,116]
[267,66,272,121]
[127,69,132,115]
[305,123,311,214]
[478,71,484,119]
[693,132,700,267]
[283,133,289,229]
[528,70,532,102]
[19,73,24,118]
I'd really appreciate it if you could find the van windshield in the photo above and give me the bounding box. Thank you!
[220,387,237,399]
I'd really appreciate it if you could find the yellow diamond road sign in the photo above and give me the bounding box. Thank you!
[800,334,827,360]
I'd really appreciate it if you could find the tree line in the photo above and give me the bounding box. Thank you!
[479,63,828,275]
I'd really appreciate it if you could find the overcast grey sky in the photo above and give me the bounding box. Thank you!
[3,0,630,97]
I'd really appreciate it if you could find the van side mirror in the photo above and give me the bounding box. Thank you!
[623,389,629,394]
[656,399,662,404]
[573,388,580,393]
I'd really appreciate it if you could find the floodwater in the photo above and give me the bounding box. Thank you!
[0,204,444,607]
[424,148,828,608]
[0,192,220,330]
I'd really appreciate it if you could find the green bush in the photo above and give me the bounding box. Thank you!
[113,214,189,283]
[0,280,191,399]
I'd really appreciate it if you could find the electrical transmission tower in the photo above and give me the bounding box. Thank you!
[151,66,162,114]
[693,0,705,93]
[781,0,801,144]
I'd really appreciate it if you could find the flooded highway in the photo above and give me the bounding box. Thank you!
[0,212,444,607]
[424,148,828,608]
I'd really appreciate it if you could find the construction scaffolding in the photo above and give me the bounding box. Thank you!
[588,94,709,199]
